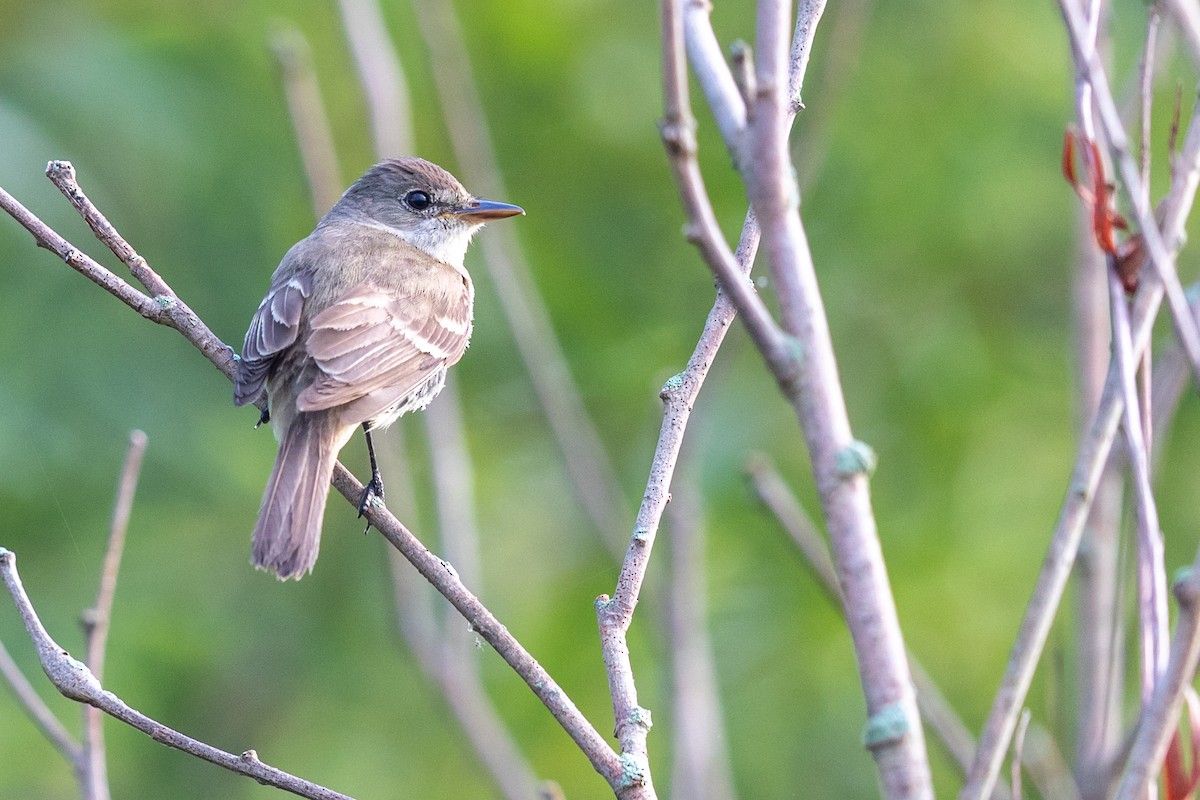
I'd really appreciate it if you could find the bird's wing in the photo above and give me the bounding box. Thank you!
[234,268,312,406]
[296,279,471,425]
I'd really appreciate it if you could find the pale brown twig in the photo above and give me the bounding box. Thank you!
[1060,0,1200,382]
[665,477,738,800]
[334,0,412,157]
[961,94,1200,800]
[0,548,354,800]
[744,0,931,793]
[0,637,81,763]
[409,0,629,547]
[269,25,344,214]
[80,429,147,800]
[1114,567,1200,798]
[1107,268,1169,708]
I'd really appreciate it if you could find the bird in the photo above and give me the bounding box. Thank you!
[234,157,523,580]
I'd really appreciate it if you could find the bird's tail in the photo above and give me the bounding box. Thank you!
[251,412,344,580]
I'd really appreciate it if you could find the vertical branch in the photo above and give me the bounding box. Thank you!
[334,0,412,156]
[744,0,932,795]
[666,477,738,800]
[1108,270,1169,709]
[409,0,630,546]
[1072,182,1126,800]
[79,430,147,800]
[270,25,344,214]
[1115,567,1200,799]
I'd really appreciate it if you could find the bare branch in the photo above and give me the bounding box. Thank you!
[0,166,238,381]
[270,25,344,214]
[1163,0,1200,67]
[666,479,737,800]
[961,96,1200,800]
[335,464,624,786]
[80,429,148,800]
[1107,269,1170,708]
[1114,567,1200,798]
[334,0,412,157]
[0,548,354,800]
[409,0,629,545]
[744,0,931,793]
[0,637,81,763]
[1060,0,1200,381]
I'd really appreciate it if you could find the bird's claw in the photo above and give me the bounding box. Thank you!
[357,473,385,533]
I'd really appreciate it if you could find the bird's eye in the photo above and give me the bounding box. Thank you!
[404,190,432,211]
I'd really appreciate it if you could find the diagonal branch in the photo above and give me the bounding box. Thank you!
[0,636,81,763]
[746,456,1010,799]
[0,548,354,800]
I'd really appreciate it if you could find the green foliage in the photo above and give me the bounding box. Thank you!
[0,0,1196,798]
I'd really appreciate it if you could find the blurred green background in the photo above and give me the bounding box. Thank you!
[1,0,1198,797]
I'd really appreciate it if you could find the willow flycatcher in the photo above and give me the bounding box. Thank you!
[235,158,522,579]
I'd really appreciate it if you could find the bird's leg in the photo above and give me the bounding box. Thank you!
[255,404,270,429]
[357,424,386,531]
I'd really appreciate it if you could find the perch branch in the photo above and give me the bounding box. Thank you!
[0,548,353,800]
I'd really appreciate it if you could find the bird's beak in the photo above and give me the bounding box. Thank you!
[449,199,525,221]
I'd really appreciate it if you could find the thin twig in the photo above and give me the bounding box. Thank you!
[1071,130,1126,799]
[1162,0,1200,67]
[1,165,237,380]
[336,463,624,785]
[0,637,81,763]
[0,548,354,800]
[1060,0,1200,382]
[960,95,1200,800]
[269,25,344,214]
[1108,269,1169,708]
[409,0,629,547]
[1114,568,1200,798]
[334,0,412,157]
[80,429,148,800]
[1012,708,1031,800]
[665,476,738,800]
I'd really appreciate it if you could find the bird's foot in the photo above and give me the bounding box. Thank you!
[357,472,385,533]
[254,405,270,429]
